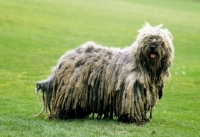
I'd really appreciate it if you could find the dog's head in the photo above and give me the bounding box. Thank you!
[135,23,174,71]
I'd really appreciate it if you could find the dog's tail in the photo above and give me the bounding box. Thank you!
[34,76,54,117]
[36,79,51,97]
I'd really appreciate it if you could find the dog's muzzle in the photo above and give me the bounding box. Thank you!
[150,44,156,51]
[149,44,157,58]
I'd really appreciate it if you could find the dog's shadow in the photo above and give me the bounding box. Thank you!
[33,113,150,126]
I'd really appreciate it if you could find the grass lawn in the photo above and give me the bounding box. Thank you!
[0,0,200,136]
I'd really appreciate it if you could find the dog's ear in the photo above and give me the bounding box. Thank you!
[158,89,163,99]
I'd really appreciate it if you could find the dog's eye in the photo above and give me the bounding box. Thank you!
[159,42,165,47]
[155,42,163,46]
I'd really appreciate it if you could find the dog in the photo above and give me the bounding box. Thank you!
[35,23,174,124]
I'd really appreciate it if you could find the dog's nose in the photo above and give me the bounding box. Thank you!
[150,44,156,51]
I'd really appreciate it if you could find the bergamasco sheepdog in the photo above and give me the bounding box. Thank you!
[35,23,174,124]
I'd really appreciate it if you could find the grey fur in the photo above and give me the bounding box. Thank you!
[35,23,174,124]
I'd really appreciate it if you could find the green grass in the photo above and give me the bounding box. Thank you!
[0,0,200,136]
